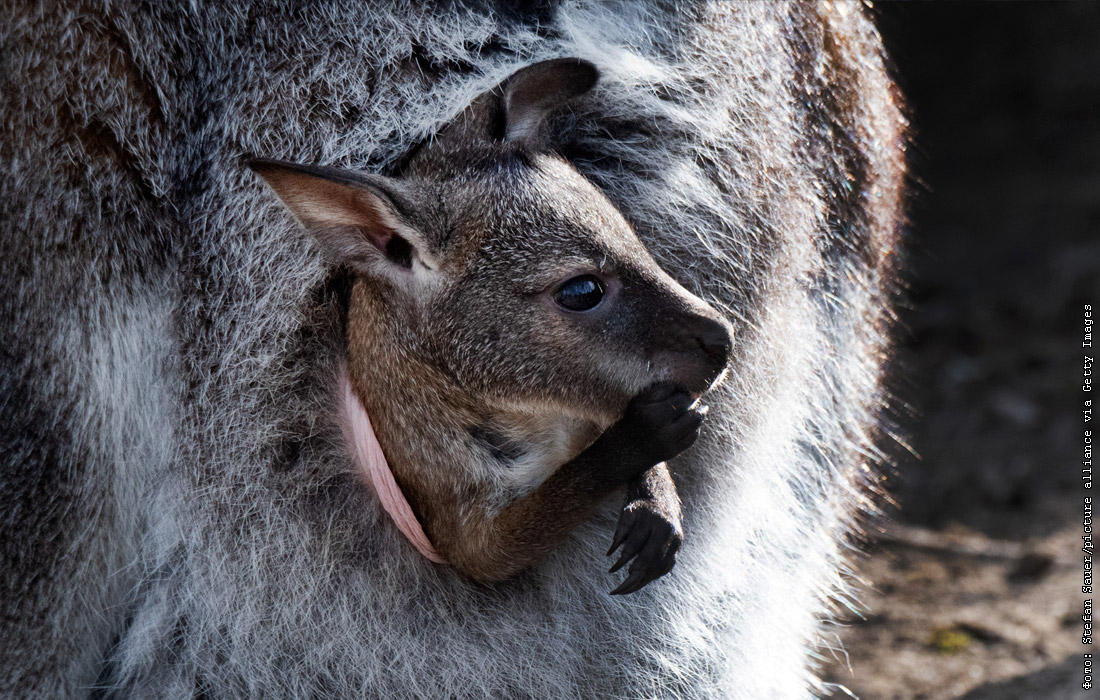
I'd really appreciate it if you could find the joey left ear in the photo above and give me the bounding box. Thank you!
[247,158,433,275]
[501,58,599,145]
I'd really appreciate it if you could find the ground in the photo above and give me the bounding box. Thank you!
[820,4,1099,698]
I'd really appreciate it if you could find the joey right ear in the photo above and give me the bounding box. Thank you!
[247,159,432,274]
[501,58,599,145]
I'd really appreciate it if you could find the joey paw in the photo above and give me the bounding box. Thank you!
[621,382,707,466]
[606,496,683,595]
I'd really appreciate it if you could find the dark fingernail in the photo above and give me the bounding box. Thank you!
[611,571,643,595]
[612,571,648,596]
[607,531,626,556]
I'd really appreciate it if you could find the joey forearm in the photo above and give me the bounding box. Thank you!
[444,382,702,586]
[447,416,655,582]
[624,462,681,522]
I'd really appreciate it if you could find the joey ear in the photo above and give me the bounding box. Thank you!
[247,158,429,273]
[501,58,599,145]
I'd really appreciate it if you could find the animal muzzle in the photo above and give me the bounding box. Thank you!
[652,313,733,395]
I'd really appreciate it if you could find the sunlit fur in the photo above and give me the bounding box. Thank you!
[0,2,905,698]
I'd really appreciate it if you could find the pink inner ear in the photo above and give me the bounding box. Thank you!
[341,370,446,564]
[352,197,396,254]
[357,222,392,255]
[345,185,410,264]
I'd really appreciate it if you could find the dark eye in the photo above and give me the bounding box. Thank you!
[553,275,606,312]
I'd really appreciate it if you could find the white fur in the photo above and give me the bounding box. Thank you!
[1,1,905,698]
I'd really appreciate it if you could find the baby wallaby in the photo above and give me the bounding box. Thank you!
[250,59,733,594]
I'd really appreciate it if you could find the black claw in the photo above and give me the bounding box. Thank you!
[610,569,649,595]
[609,546,632,573]
[609,522,679,594]
[616,528,648,569]
[607,518,630,556]
[608,496,683,592]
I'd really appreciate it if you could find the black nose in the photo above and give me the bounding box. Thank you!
[696,317,733,374]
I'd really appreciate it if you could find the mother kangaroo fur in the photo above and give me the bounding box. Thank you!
[0,2,906,699]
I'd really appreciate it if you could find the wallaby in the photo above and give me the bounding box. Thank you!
[249,59,732,593]
[0,3,906,699]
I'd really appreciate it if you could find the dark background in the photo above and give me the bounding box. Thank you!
[822,3,1099,699]
[882,0,1098,539]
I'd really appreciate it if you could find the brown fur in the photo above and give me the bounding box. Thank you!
[253,60,732,585]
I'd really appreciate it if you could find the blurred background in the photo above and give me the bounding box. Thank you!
[821,3,1099,699]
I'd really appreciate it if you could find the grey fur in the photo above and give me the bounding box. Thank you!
[0,2,905,699]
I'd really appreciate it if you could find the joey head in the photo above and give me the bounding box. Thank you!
[250,59,733,594]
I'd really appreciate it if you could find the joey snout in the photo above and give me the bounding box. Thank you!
[651,314,734,395]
